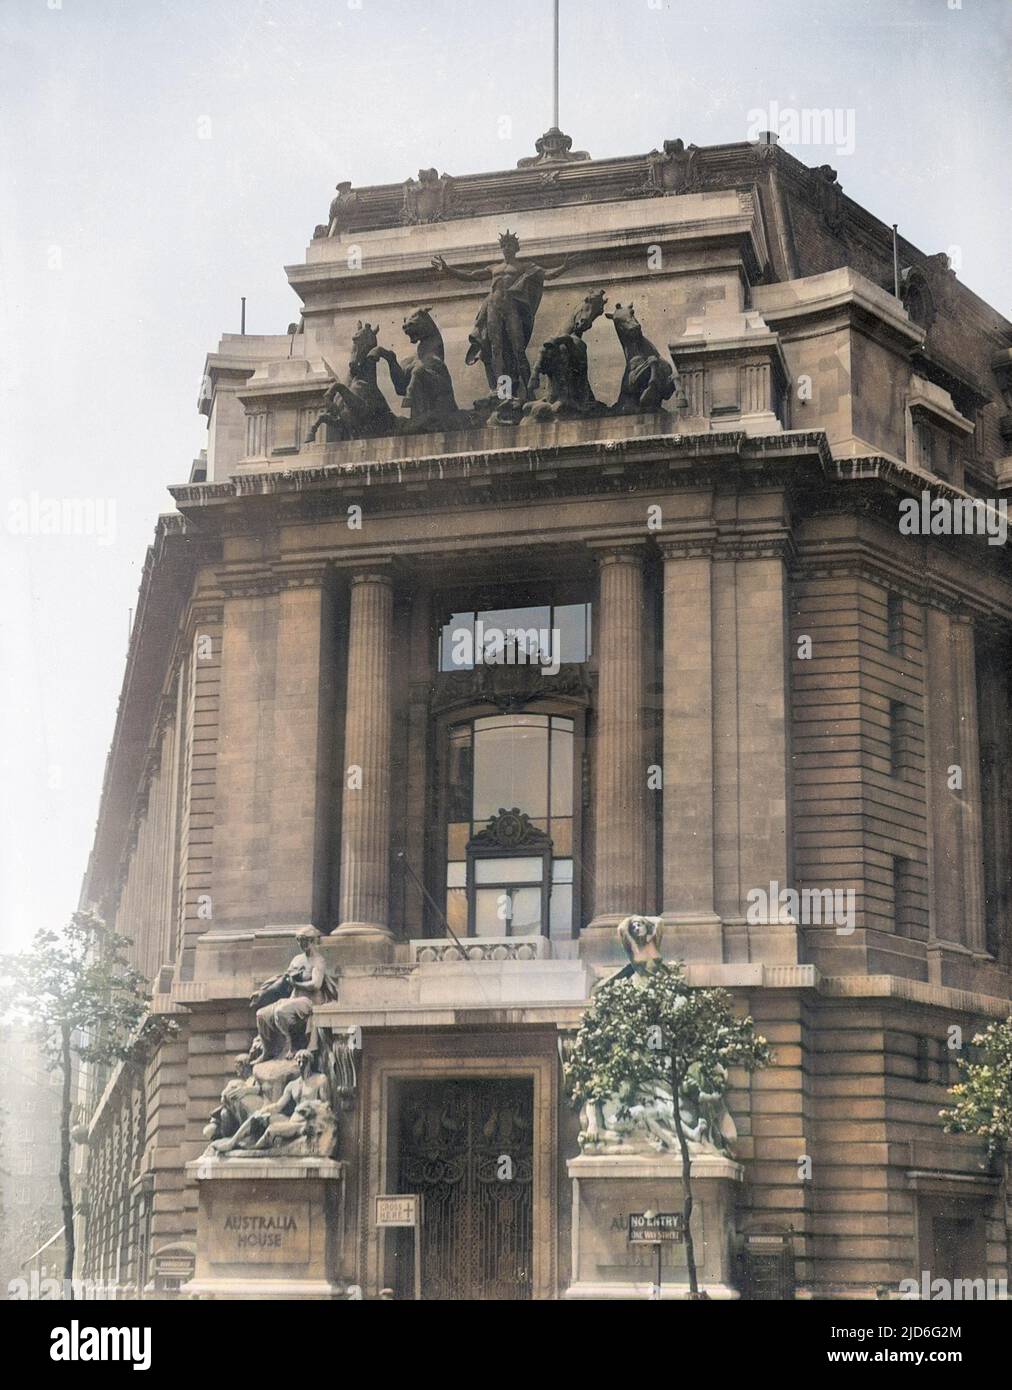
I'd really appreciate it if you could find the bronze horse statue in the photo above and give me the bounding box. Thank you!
[605,302,683,415]
[306,321,398,442]
[525,290,608,420]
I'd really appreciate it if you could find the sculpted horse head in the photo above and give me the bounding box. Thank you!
[568,289,607,338]
[350,320,379,363]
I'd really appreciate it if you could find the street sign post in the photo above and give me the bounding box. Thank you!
[628,1210,684,1299]
[376,1194,423,1300]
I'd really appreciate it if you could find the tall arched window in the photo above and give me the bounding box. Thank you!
[443,713,576,939]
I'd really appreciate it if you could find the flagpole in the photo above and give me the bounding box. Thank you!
[553,0,560,128]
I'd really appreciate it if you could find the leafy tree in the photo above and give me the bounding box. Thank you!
[0,910,152,1285]
[940,1017,1012,1163]
[564,960,771,1297]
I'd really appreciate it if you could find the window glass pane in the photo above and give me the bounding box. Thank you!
[446,888,467,935]
[446,726,472,823]
[551,858,573,884]
[446,861,467,888]
[550,724,574,818]
[446,822,469,860]
[441,613,475,671]
[553,604,591,663]
[549,883,573,937]
[473,718,549,820]
[511,887,542,936]
[477,606,551,667]
[475,889,506,936]
[550,817,573,856]
[474,856,542,885]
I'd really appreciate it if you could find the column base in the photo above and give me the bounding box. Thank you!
[334,921,394,940]
[583,912,632,936]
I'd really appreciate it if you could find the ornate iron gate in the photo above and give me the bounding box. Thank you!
[397,1078,534,1300]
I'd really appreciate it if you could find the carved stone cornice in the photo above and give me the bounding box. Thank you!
[714,532,798,565]
[171,430,831,526]
[186,602,224,633]
[658,529,719,561]
[216,560,333,600]
[793,552,1008,627]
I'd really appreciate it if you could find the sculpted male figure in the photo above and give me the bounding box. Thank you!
[250,927,338,1061]
[432,230,575,414]
[211,1050,336,1157]
[202,1054,262,1147]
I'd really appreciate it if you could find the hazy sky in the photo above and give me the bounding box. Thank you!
[0,0,1009,952]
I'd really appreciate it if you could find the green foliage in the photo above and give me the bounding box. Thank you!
[563,960,772,1113]
[940,1017,1012,1162]
[0,910,153,1068]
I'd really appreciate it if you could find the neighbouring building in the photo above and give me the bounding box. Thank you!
[76,125,1012,1299]
[0,1026,64,1292]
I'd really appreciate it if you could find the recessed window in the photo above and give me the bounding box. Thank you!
[914,418,935,472]
[889,701,916,780]
[444,714,576,938]
[886,592,905,655]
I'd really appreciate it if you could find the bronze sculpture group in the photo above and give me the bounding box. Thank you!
[306,231,687,443]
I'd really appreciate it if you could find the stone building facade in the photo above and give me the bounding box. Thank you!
[77,133,1012,1299]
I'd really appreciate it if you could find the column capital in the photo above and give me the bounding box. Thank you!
[587,537,649,567]
[348,567,395,590]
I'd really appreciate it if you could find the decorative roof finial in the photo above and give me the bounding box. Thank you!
[517,3,590,168]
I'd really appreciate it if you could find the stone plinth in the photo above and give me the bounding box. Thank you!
[184,1157,347,1299]
[565,1151,742,1300]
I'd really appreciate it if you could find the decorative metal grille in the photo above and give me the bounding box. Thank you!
[397,1078,534,1300]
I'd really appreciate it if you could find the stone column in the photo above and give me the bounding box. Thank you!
[336,569,394,938]
[924,605,963,948]
[977,642,1012,961]
[587,542,649,932]
[732,537,797,965]
[267,577,336,928]
[952,614,986,954]
[659,541,721,959]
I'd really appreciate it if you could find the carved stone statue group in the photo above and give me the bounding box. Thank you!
[201,926,356,1162]
[306,231,687,443]
[575,916,738,1159]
